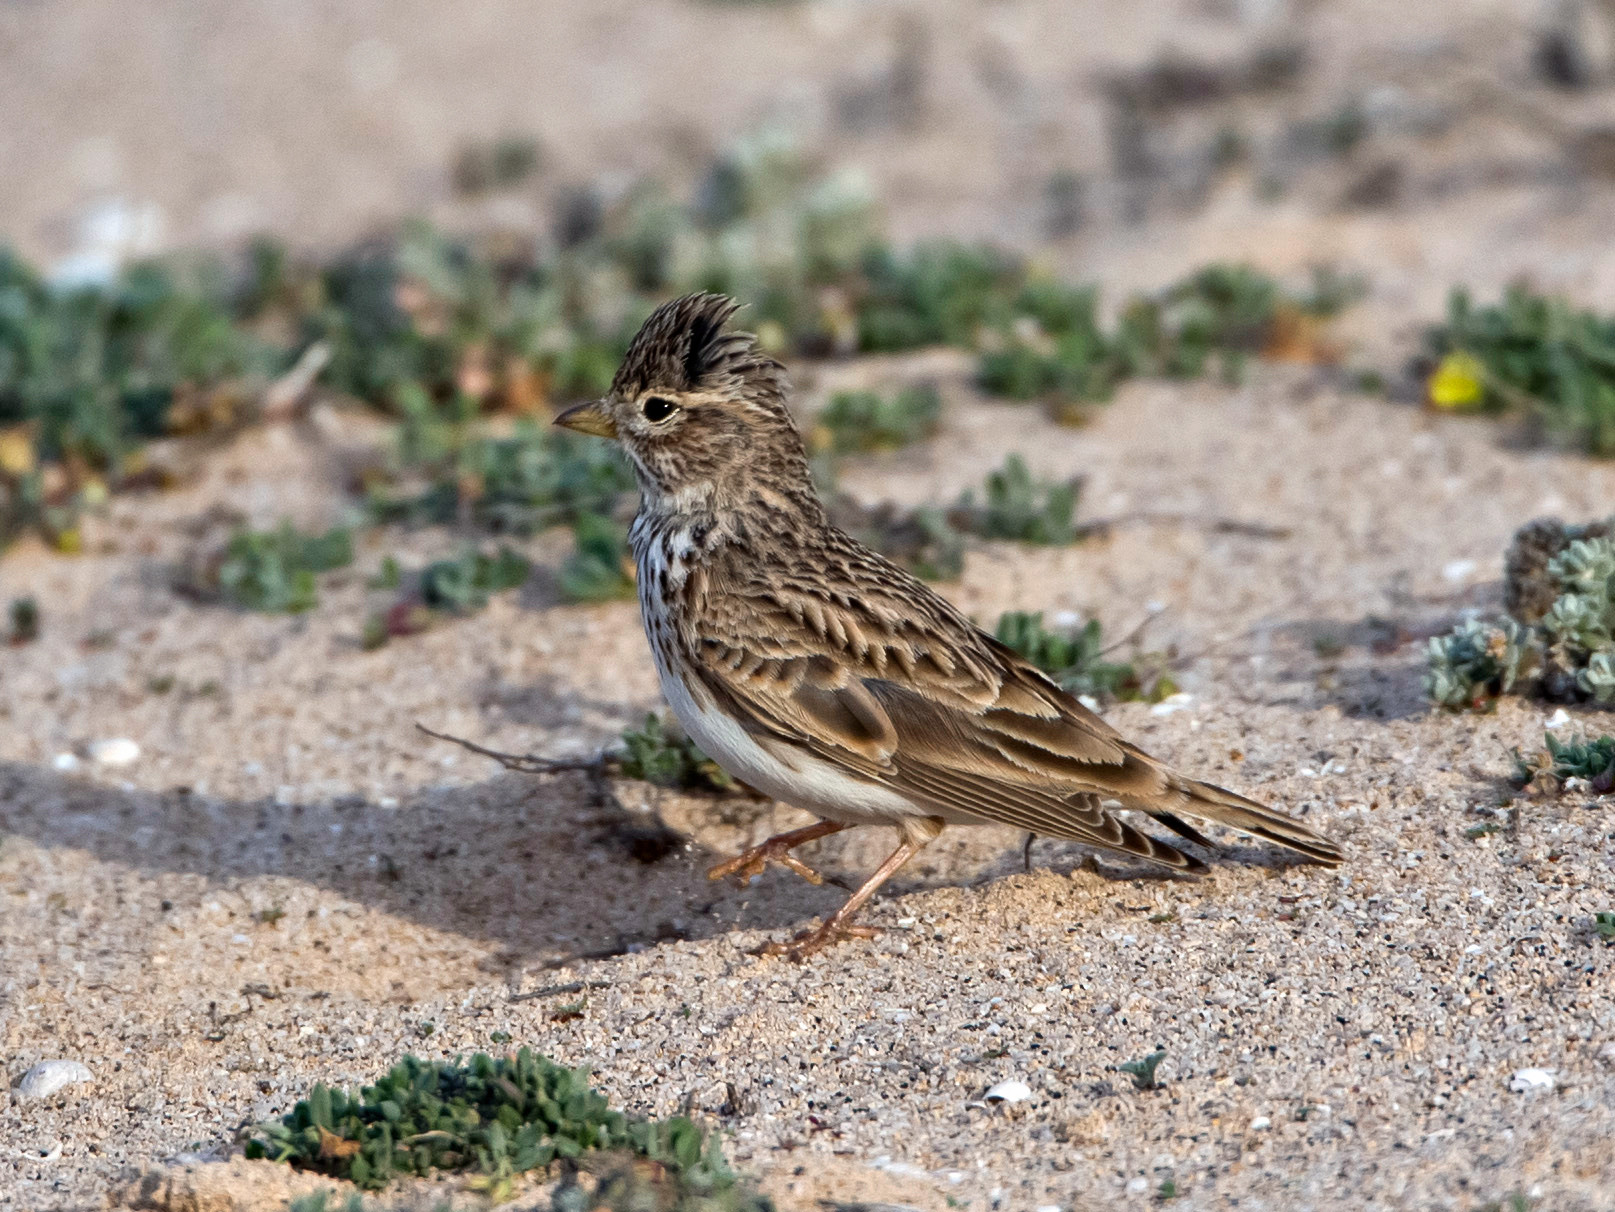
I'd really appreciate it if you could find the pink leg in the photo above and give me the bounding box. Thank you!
[706,819,850,886]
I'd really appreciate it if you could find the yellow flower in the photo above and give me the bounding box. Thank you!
[0,428,34,478]
[1428,351,1487,409]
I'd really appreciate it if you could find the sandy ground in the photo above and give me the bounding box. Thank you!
[4,362,1615,1211]
[5,1,1615,1209]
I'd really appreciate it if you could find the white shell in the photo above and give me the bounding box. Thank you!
[88,738,140,766]
[17,1060,94,1099]
[1509,1068,1555,1093]
[984,1080,1032,1104]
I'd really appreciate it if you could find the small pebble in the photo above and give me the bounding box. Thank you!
[1149,693,1194,716]
[1250,1115,1271,1131]
[1441,558,1477,583]
[1545,708,1572,732]
[984,1080,1032,1104]
[51,752,80,772]
[17,1060,94,1100]
[1509,1068,1555,1093]
[88,738,140,766]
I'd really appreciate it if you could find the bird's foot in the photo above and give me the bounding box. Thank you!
[707,837,827,886]
[753,917,879,961]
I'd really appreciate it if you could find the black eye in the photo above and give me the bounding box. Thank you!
[641,396,679,423]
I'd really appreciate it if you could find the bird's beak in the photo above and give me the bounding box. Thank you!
[553,400,618,439]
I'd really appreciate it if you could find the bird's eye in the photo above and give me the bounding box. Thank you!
[641,396,679,423]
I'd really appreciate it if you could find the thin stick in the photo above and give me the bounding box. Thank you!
[415,722,613,776]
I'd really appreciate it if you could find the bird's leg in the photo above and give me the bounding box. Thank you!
[758,824,939,960]
[706,819,850,886]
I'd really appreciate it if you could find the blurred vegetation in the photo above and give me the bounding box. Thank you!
[977,263,1357,422]
[810,383,941,454]
[559,511,636,604]
[616,713,735,793]
[419,545,531,614]
[7,595,39,644]
[245,1048,754,1204]
[1423,285,1615,456]
[995,610,1177,703]
[0,130,1368,554]
[1427,517,1615,710]
[952,454,1080,545]
[203,522,354,614]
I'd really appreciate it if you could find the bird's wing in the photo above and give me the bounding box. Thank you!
[684,536,1340,868]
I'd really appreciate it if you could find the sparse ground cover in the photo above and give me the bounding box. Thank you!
[6,1,1615,1210]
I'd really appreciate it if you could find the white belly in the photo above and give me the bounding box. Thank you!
[646,631,920,827]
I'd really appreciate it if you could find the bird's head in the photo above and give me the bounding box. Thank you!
[554,293,817,515]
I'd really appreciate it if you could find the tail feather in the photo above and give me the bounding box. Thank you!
[1153,777,1343,866]
[1117,782,1343,866]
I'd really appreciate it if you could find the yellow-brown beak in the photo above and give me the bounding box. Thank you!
[553,400,618,439]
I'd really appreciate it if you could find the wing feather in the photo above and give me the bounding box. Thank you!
[680,527,1340,868]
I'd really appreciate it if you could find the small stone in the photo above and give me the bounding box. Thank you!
[1250,1116,1271,1130]
[17,1059,94,1099]
[1545,708,1572,731]
[984,1080,1032,1104]
[51,752,80,772]
[1441,558,1477,583]
[1509,1068,1555,1093]
[88,738,140,766]
[1150,693,1194,716]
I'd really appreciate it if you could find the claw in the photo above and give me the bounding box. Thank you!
[754,918,880,961]
[705,821,847,886]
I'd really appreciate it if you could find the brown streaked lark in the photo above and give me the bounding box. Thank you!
[557,292,1342,960]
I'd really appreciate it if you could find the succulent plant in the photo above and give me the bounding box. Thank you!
[1424,616,1534,710]
[1512,731,1615,795]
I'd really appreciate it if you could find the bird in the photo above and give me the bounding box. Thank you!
[556,292,1342,959]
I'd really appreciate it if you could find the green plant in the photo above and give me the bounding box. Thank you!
[954,455,1080,545]
[994,611,1176,703]
[215,523,354,613]
[244,1049,742,1197]
[1423,285,1615,455]
[1539,538,1615,701]
[1424,617,1534,711]
[559,512,636,604]
[1431,520,1615,710]
[370,420,636,535]
[855,241,1023,352]
[617,714,734,793]
[1512,731,1615,795]
[7,595,38,643]
[813,384,942,454]
[1595,912,1615,942]
[1119,1049,1166,1091]
[0,250,282,550]
[976,264,1353,413]
[420,546,531,614]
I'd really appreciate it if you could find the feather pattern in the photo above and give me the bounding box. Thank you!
[587,292,1339,923]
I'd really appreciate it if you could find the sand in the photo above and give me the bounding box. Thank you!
[4,1,1615,1209]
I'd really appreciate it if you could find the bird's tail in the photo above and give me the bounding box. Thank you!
[1156,776,1343,866]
